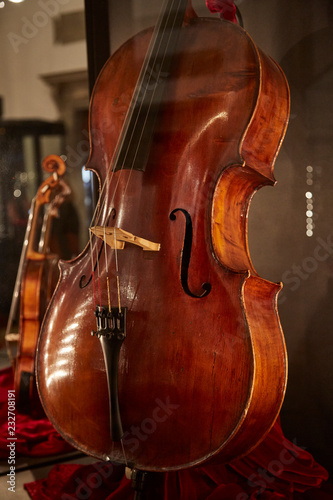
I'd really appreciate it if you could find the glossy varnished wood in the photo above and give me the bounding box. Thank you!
[37,15,289,470]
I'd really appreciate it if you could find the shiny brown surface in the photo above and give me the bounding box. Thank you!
[37,14,289,471]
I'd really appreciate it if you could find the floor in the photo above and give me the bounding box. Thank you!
[0,345,97,499]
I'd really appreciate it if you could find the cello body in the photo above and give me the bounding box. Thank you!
[37,11,289,471]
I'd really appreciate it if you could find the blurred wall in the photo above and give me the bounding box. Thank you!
[0,0,87,120]
[0,0,90,252]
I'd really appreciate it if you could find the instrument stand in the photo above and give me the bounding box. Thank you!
[127,468,150,500]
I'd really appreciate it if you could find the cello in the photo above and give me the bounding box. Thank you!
[6,155,69,414]
[37,0,289,474]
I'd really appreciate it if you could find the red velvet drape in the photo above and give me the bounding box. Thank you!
[0,367,72,459]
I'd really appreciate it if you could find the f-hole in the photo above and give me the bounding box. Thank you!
[170,208,211,298]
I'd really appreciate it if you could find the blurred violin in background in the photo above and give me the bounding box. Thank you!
[5,155,70,415]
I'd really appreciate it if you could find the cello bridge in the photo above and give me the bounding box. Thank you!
[90,226,160,252]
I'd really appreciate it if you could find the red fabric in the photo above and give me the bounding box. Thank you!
[206,0,237,23]
[0,366,73,457]
[23,418,330,499]
[23,451,331,500]
[230,419,329,495]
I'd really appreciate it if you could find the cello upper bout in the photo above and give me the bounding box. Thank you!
[211,35,290,274]
[240,46,290,180]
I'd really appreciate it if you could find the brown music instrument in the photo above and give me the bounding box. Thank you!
[6,155,69,414]
[37,0,289,471]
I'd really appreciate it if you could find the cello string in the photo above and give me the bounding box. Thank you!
[113,229,122,313]
[92,0,181,229]
[87,0,179,296]
[107,0,183,313]
[89,229,98,309]
[103,226,112,313]
[89,0,183,305]
[85,0,183,466]
[122,0,185,199]
[95,233,102,306]
[90,0,177,231]
[120,438,128,468]
[111,0,183,201]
